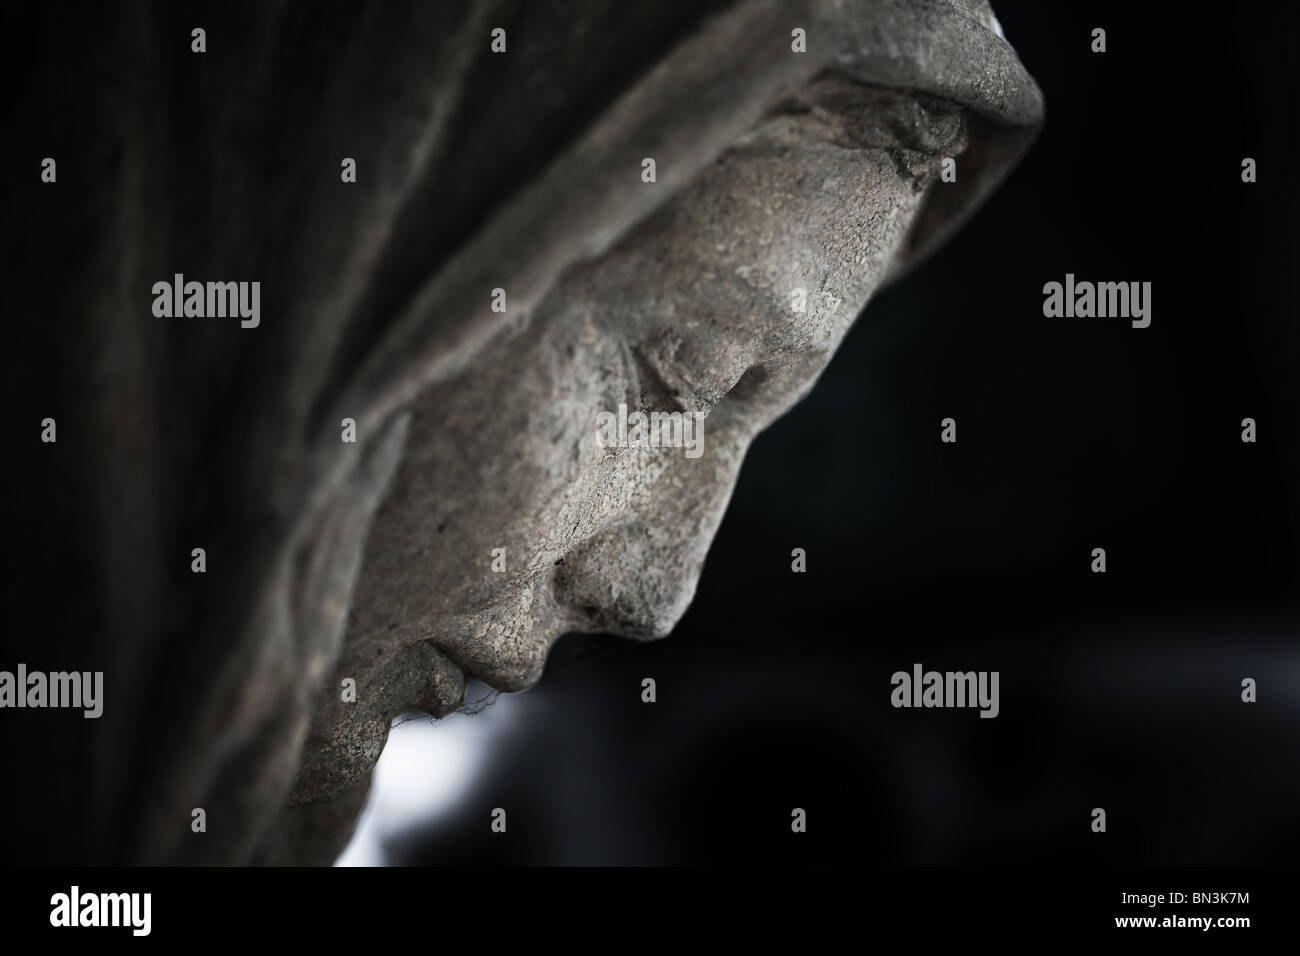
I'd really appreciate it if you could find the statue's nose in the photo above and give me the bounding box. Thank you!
[551,417,752,641]
[552,522,701,641]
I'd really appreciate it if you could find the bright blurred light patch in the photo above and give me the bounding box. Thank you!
[335,684,520,866]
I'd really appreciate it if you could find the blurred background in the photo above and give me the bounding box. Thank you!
[341,0,1300,865]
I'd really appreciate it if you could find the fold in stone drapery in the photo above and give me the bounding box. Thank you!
[318,0,1046,446]
[0,0,1041,863]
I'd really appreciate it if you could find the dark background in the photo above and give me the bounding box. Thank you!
[382,1,1300,865]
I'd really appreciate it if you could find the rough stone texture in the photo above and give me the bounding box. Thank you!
[290,80,972,802]
[1,0,1041,865]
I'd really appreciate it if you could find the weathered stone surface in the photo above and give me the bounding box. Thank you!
[1,1,1041,865]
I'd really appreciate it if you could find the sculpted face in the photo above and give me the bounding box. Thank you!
[291,79,971,804]
[5,1,1043,867]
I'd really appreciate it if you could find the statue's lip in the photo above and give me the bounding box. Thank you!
[422,642,475,716]
[426,634,549,701]
[425,577,599,698]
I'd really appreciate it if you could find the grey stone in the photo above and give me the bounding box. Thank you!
[0,0,1041,864]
